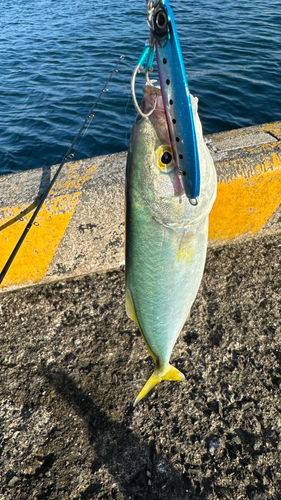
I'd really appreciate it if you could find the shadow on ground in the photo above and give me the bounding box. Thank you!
[0,232,281,499]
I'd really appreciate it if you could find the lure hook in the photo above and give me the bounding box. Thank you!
[131,65,157,119]
[131,44,157,118]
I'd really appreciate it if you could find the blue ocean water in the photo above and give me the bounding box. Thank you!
[1,0,281,174]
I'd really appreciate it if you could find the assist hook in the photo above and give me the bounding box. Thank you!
[131,44,158,118]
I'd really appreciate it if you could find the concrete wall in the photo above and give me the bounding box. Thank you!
[0,121,281,293]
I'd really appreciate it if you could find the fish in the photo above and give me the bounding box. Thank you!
[125,92,217,405]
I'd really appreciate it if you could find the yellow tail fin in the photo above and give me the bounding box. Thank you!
[133,364,185,406]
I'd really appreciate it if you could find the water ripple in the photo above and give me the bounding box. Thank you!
[1,0,281,173]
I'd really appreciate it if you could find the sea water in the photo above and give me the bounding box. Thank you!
[1,0,281,174]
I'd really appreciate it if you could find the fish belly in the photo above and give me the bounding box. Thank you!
[126,209,208,366]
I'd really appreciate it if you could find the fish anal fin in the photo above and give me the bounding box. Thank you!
[125,288,139,326]
[185,311,190,324]
[133,363,185,406]
[126,288,157,362]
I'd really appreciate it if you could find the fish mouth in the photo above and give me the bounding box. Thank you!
[141,92,185,197]
[141,90,165,117]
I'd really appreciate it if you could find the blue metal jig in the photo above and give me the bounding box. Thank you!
[131,0,200,202]
[152,0,200,202]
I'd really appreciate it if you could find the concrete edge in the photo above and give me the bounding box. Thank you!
[0,121,281,293]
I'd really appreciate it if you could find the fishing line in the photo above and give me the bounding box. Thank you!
[0,55,125,287]
[124,88,133,147]
[116,58,138,148]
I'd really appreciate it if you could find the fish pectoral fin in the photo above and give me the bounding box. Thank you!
[133,364,185,406]
[177,231,195,265]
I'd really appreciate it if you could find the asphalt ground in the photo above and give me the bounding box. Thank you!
[0,230,281,500]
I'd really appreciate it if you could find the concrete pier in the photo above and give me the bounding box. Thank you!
[0,121,281,293]
[0,122,281,499]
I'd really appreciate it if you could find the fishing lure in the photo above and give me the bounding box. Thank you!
[132,0,200,203]
[126,1,217,405]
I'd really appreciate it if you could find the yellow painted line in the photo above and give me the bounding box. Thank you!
[0,201,78,288]
[0,162,96,290]
[209,151,281,241]
[49,161,97,194]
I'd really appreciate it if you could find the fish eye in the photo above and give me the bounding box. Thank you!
[155,145,175,173]
[161,151,172,164]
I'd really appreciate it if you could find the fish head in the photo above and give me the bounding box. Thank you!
[126,92,217,228]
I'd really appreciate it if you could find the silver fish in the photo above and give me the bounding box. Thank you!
[125,93,217,405]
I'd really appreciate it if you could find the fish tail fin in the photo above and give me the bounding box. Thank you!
[133,363,185,406]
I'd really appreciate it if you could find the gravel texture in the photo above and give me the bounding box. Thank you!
[0,232,280,500]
